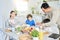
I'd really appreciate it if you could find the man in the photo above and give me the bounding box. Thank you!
[40,2,60,40]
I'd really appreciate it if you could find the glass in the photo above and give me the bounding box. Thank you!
[39,26,44,40]
[39,31,44,40]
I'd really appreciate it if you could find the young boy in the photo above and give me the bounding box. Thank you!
[25,14,35,26]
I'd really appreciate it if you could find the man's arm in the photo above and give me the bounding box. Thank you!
[43,9,60,26]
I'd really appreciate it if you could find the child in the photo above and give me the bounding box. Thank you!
[25,14,35,26]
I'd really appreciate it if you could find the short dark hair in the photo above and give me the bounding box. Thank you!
[27,14,32,18]
[10,11,17,17]
[42,18,50,23]
[41,3,50,9]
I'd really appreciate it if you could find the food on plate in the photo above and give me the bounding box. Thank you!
[15,26,22,32]
[44,31,49,35]
[30,30,39,37]
[5,28,12,32]
[19,33,32,40]
[5,29,12,32]
[21,27,34,33]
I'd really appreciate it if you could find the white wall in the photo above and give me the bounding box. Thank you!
[0,0,14,28]
[28,0,60,14]
[48,1,60,8]
[28,0,43,13]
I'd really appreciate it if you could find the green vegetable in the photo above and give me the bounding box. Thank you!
[30,30,39,37]
[15,27,22,32]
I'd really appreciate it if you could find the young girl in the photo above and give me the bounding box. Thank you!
[25,14,35,26]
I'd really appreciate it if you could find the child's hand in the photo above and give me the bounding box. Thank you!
[42,23,45,27]
[36,22,42,25]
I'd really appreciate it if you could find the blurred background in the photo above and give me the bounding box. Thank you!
[0,0,60,28]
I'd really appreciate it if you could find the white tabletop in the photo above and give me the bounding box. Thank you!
[1,23,59,40]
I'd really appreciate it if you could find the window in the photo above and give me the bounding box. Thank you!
[12,0,28,12]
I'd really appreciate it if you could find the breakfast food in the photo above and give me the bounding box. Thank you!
[30,30,39,37]
[44,31,49,35]
[19,33,32,40]
[21,27,34,33]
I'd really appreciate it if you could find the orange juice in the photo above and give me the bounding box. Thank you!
[39,31,44,40]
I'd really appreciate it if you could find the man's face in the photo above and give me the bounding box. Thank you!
[42,7,51,13]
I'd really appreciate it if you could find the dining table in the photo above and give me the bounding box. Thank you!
[0,23,60,40]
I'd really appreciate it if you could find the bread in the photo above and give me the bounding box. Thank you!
[19,33,32,40]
